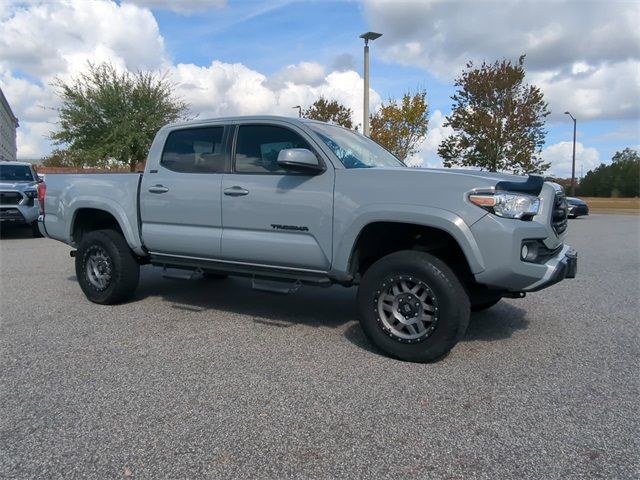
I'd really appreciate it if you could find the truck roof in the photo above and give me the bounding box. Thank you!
[0,161,34,167]
[164,115,326,129]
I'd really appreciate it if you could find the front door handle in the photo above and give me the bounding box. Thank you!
[148,185,169,194]
[224,186,249,197]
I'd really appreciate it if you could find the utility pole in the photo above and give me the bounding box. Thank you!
[564,111,577,196]
[360,32,382,136]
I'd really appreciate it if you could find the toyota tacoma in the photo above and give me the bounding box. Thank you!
[38,116,577,362]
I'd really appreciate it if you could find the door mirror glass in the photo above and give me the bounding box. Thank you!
[277,148,322,173]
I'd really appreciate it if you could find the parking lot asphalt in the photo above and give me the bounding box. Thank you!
[1,214,638,479]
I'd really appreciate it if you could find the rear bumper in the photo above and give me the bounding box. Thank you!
[37,214,49,237]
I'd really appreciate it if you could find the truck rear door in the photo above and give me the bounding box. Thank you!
[140,124,230,259]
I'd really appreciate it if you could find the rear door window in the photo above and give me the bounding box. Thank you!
[161,127,226,173]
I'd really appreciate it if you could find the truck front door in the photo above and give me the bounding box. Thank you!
[220,122,334,271]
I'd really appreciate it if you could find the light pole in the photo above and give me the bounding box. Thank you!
[292,105,302,118]
[360,31,382,136]
[564,111,577,196]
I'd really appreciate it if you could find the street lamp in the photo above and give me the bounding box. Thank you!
[292,105,302,118]
[360,31,382,136]
[564,111,577,196]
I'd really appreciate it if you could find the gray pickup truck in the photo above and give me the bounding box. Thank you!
[39,116,577,362]
[0,161,43,236]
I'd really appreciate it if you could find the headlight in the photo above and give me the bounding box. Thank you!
[24,190,38,199]
[469,191,540,219]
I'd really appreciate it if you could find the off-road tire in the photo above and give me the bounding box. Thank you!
[75,229,139,305]
[357,250,470,362]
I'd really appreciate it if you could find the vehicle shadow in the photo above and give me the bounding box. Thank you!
[344,302,530,356]
[0,224,34,240]
[134,267,357,330]
[127,267,529,347]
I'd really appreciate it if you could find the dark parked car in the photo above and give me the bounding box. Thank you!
[567,197,589,218]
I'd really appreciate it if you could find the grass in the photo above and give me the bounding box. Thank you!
[579,197,640,214]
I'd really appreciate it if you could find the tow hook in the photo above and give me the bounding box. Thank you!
[503,292,526,299]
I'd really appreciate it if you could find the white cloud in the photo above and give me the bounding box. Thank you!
[123,0,225,15]
[0,0,166,77]
[541,141,600,179]
[405,109,452,168]
[1,0,379,159]
[170,62,380,130]
[364,0,640,121]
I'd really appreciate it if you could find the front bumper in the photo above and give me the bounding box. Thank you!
[0,204,39,225]
[569,205,589,217]
[470,212,577,292]
[0,208,27,223]
[521,245,577,292]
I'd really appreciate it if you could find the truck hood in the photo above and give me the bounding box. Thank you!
[356,166,532,190]
[421,167,525,183]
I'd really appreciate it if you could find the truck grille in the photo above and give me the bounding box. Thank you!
[0,192,22,205]
[552,192,568,235]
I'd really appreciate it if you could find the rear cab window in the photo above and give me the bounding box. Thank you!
[161,126,226,173]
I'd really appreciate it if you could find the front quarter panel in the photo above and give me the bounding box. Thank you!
[332,168,494,275]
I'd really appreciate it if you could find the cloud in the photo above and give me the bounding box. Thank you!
[404,109,452,168]
[363,0,640,121]
[541,141,600,179]
[1,0,379,159]
[0,0,166,78]
[123,0,225,15]
[170,62,379,129]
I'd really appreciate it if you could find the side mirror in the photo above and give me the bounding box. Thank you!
[277,148,322,173]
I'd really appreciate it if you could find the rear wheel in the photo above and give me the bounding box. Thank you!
[75,229,139,305]
[357,250,470,363]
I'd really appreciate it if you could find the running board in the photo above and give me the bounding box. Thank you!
[252,278,302,294]
[162,266,203,280]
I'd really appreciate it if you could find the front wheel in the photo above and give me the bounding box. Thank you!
[357,251,470,363]
[75,229,140,305]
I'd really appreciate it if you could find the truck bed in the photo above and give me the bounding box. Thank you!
[41,173,145,255]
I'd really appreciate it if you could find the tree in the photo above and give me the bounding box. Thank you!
[578,148,639,197]
[369,90,429,162]
[438,55,550,174]
[51,62,190,171]
[303,96,353,128]
[41,149,86,168]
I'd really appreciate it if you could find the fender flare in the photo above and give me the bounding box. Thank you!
[333,204,485,275]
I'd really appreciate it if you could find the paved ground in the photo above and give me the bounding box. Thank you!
[1,215,638,479]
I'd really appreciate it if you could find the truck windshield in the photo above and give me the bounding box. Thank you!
[308,123,405,169]
[0,164,34,182]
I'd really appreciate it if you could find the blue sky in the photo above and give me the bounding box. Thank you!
[1,0,638,177]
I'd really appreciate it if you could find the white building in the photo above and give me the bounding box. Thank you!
[0,87,19,162]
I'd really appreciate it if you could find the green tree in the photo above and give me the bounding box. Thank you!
[41,148,87,168]
[369,90,429,162]
[439,55,550,174]
[303,96,353,128]
[51,62,190,171]
[579,148,639,197]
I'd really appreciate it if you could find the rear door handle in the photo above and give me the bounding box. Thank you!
[224,186,249,197]
[148,185,169,194]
